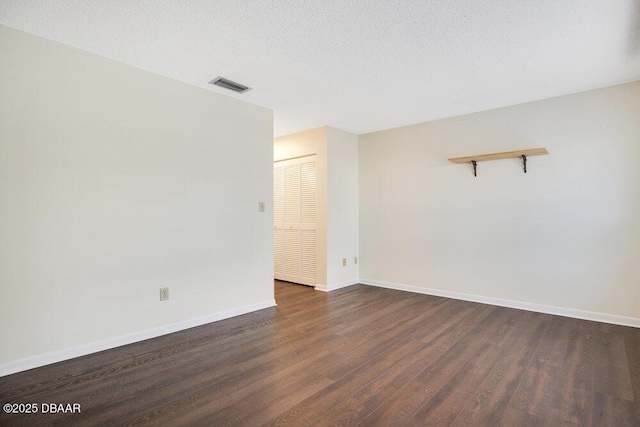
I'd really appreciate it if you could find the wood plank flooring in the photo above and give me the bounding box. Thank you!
[1,281,639,426]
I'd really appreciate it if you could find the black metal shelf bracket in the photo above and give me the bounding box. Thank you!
[472,160,477,177]
[522,155,527,173]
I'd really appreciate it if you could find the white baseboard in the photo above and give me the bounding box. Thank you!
[360,278,640,328]
[315,279,359,292]
[0,299,276,377]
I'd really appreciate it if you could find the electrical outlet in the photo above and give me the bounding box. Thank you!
[160,287,169,301]
[342,258,347,267]
[258,202,265,212]
[354,257,358,265]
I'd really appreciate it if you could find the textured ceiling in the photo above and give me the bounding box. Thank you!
[2,1,640,137]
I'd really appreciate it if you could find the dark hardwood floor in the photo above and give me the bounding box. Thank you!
[1,281,639,426]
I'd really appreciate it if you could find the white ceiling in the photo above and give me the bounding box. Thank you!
[2,1,640,137]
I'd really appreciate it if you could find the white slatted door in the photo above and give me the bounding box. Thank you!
[273,155,317,286]
[299,157,317,285]
[273,163,284,280]
[283,160,301,282]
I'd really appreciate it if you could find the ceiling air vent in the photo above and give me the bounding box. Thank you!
[209,76,251,94]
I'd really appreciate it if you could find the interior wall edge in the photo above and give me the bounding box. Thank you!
[315,279,359,292]
[359,278,640,328]
[0,299,276,377]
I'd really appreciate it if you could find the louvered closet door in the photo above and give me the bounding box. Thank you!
[283,160,301,282]
[273,155,317,286]
[298,157,317,285]
[273,163,284,280]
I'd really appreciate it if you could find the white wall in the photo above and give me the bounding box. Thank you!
[326,127,359,289]
[0,25,274,373]
[274,127,328,287]
[360,81,640,323]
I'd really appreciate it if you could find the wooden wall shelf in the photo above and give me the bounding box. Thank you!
[448,148,548,177]
[448,148,548,164]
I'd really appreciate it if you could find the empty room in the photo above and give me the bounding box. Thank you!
[1,1,639,426]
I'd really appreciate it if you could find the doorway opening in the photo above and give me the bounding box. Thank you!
[273,155,317,287]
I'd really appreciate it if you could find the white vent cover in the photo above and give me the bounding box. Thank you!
[208,76,251,93]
